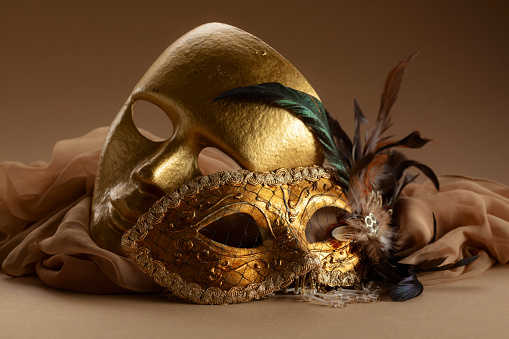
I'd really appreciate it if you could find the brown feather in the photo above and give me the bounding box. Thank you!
[363,154,388,188]
[353,99,367,162]
[376,131,432,153]
[363,53,418,155]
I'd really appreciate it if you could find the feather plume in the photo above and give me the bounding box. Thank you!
[419,254,480,272]
[214,55,478,302]
[389,269,424,301]
[353,99,367,163]
[325,54,475,301]
[326,110,353,168]
[336,56,439,268]
[363,53,418,155]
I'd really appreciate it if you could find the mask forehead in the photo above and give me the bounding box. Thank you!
[132,22,322,170]
[91,23,324,254]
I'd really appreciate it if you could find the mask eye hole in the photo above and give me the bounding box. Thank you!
[198,147,242,175]
[199,213,263,248]
[305,206,346,243]
[132,100,174,141]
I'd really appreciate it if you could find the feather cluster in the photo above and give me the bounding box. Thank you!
[325,54,439,272]
[215,55,477,301]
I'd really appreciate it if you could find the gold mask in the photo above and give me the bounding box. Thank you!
[90,23,365,304]
[92,22,457,304]
[122,166,362,304]
[90,23,324,254]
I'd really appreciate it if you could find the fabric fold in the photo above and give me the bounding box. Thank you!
[1,128,160,293]
[393,175,509,283]
[1,127,509,293]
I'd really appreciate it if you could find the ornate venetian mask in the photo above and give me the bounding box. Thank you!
[122,166,362,304]
[91,23,366,304]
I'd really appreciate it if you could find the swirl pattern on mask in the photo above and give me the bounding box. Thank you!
[122,165,363,304]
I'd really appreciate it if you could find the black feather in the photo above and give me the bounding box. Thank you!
[428,213,438,244]
[388,173,419,206]
[401,160,440,190]
[389,270,424,301]
[372,262,404,285]
[419,254,481,272]
[326,110,353,168]
[376,131,432,153]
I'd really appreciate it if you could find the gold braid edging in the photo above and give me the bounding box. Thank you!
[121,165,360,304]
[314,267,362,287]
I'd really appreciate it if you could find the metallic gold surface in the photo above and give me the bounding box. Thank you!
[122,166,362,304]
[90,23,324,254]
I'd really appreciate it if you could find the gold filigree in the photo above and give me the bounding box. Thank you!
[122,165,363,304]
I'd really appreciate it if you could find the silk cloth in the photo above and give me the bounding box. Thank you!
[1,128,508,293]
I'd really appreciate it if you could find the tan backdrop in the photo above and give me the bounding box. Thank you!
[1,0,508,185]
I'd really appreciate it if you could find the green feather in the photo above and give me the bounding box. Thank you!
[214,82,349,187]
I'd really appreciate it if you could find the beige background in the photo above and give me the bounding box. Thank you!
[1,1,508,338]
[1,0,508,184]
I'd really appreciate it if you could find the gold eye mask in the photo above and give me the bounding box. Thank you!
[122,166,363,304]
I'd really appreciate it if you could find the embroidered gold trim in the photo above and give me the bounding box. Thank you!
[122,165,362,304]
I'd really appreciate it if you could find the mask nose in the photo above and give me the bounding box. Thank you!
[131,136,203,196]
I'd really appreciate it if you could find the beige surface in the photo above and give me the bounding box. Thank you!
[1,265,508,339]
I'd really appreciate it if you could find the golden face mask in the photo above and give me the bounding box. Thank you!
[122,166,363,304]
[90,23,324,254]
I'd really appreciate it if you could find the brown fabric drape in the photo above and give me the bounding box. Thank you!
[0,128,160,293]
[394,175,509,283]
[1,128,508,293]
